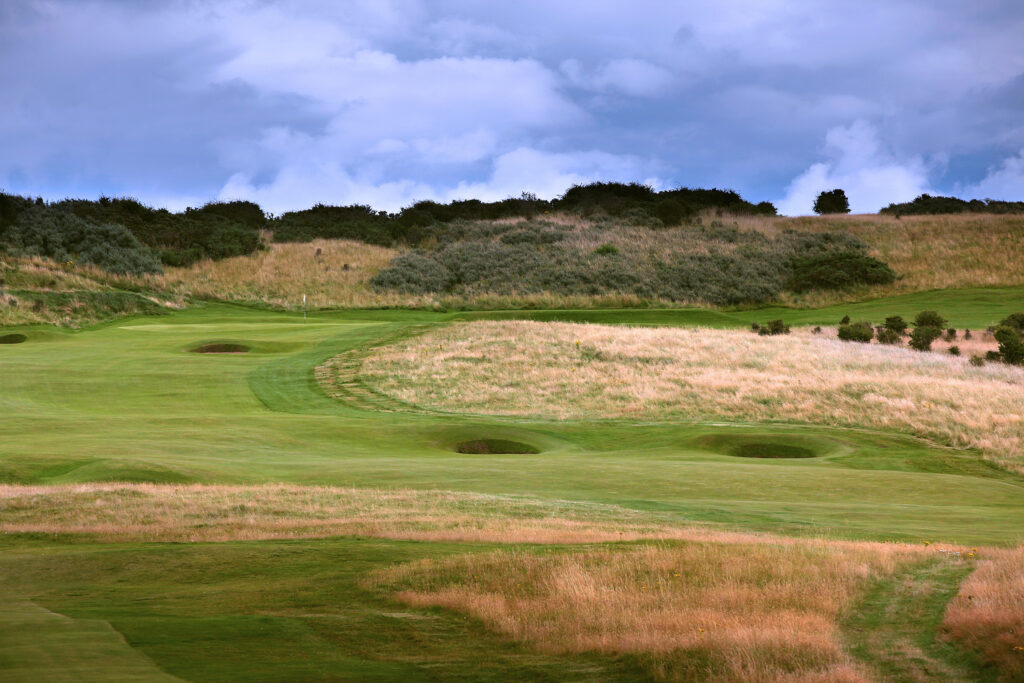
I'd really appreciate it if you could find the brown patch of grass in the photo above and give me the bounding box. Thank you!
[943,546,1024,680]
[116,238,427,310]
[0,483,744,544]
[359,321,1024,472]
[373,541,932,682]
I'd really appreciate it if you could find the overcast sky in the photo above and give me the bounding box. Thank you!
[3,1,1024,214]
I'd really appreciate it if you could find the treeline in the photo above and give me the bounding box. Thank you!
[0,183,777,274]
[880,194,1024,216]
[270,183,778,246]
[0,194,265,273]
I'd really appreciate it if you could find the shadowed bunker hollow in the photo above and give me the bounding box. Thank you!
[688,433,828,459]
[0,333,27,344]
[190,342,250,354]
[455,439,541,454]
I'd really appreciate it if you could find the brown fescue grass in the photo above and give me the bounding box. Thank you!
[944,546,1024,680]
[359,321,1024,472]
[736,213,1024,307]
[373,541,935,682]
[115,238,424,309]
[0,483,735,544]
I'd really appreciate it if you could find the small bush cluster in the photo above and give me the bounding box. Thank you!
[757,319,790,336]
[837,321,874,342]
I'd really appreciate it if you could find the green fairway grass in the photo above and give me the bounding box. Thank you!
[2,287,1023,680]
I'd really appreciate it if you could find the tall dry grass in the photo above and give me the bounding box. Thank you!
[360,321,1024,472]
[0,483,732,544]
[944,546,1024,680]
[115,238,425,309]
[374,541,933,682]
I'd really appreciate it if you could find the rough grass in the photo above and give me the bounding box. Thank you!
[0,483,729,544]
[118,238,415,309]
[733,213,1024,307]
[373,540,935,682]
[943,546,1024,679]
[359,321,1024,473]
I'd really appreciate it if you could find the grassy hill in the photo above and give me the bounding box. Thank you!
[2,214,1024,680]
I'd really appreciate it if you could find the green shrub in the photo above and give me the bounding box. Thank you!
[948,345,960,356]
[964,329,972,340]
[908,326,941,351]
[994,325,1024,365]
[875,328,901,345]
[944,328,957,342]
[969,355,985,367]
[986,350,1002,362]
[813,189,850,215]
[914,311,947,329]
[999,312,1024,331]
[837,322,874,342]
[788,252,895,292]
[840,315,851,325]
[592,243,620,256]
[2,205,161,275]
[758,319,790,336]
[368,252,452,293]
[883,316,907,334]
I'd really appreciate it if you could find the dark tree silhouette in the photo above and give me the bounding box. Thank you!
[813,189,851,215]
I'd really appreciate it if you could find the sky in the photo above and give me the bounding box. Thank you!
[2,1,1024,215]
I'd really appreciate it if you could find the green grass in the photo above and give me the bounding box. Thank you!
[2,288,1023,679]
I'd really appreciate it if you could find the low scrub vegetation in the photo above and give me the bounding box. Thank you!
[359,321,1024,472]
[881,193,1024,216]
[370,217,889,305]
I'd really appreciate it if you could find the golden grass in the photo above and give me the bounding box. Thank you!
[0,483,741,544]
[740,213,1024,307]
[359,321,1024,472]
[114,238,426,309]
[373,540,935,681]
[943,546,1024,680]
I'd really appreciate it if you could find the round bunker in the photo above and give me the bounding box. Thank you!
[0,333,28,345]
[688,433,826,459]
[190,342,250,354]
[455,439,540,455]
[729,443,816,459]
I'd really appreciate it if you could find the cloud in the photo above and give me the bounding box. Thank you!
[561,58,675,96]
[218,146,662,214]
[959,150,1024,201]
[776,121,932,215]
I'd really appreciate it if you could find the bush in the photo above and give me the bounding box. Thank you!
[944,328,957,342]
[883,316,907,334]
[368,252,452,293]
[999,312,1024,331]
[994,325,1024,365]
[788,252,896,292]
[909,326,942,351]
[914,311,947,329]
[758,319,790,336]
[653,199,690,227]
[964,329,972,340]
[948,345,960,356]
[840,315,851,325]
[592,243,620,256]
[986,350,1003,362]
[837,322,874,342]
[970,355,985,367]
[875,328,901,345]
[2,205,162,275]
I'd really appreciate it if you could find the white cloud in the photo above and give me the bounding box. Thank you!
[960,150,1024,201]
[776,121,932,215]
[217,146,661,213]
